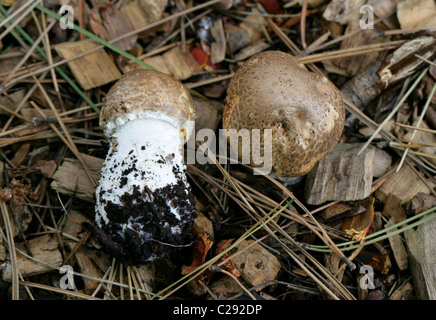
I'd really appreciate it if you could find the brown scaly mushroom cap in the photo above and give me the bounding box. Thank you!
[223,50,345,177]
[100,69,196,140]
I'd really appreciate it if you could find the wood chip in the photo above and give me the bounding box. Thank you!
[11,143,30,167]
[331,22,385,76]
[120,0,168,31]
[385,217,408,271]
[50,154,103,203]
[161,46,197,80]
[54,39,122,90]
[372,148,393,178]
[304,143,376,205]
[1,235,62,280]
[405,216,436,299]
[375,164,435,221]
[231,40,271,62]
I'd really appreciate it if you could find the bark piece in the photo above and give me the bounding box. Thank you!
[406,192,436,216]
[209,275,244,299]
[304,143,376,205]
[230,240,281,289]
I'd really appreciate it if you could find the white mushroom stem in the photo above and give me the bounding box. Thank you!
[95,117,189,228]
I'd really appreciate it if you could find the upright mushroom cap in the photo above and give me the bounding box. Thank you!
[100,69,196,140]
[94,69,197,265]
[223,50,345,177]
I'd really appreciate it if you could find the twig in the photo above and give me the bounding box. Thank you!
[373,27,436,38]
[394,122,436,134]
[20,281,101,300]
[184,73,234,89]
[299,41,402,64]
[127,266,134,300]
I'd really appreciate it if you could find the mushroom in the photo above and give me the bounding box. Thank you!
[94,69,196,265]
[223,50,345,177]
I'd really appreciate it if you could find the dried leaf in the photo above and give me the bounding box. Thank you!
[89,9,109,42]
[89,3,137,51]
[342,198,376,244]
[34,160,57,178]
[181,232,213,275]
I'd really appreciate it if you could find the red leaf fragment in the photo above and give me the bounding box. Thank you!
[181,232,214,275]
